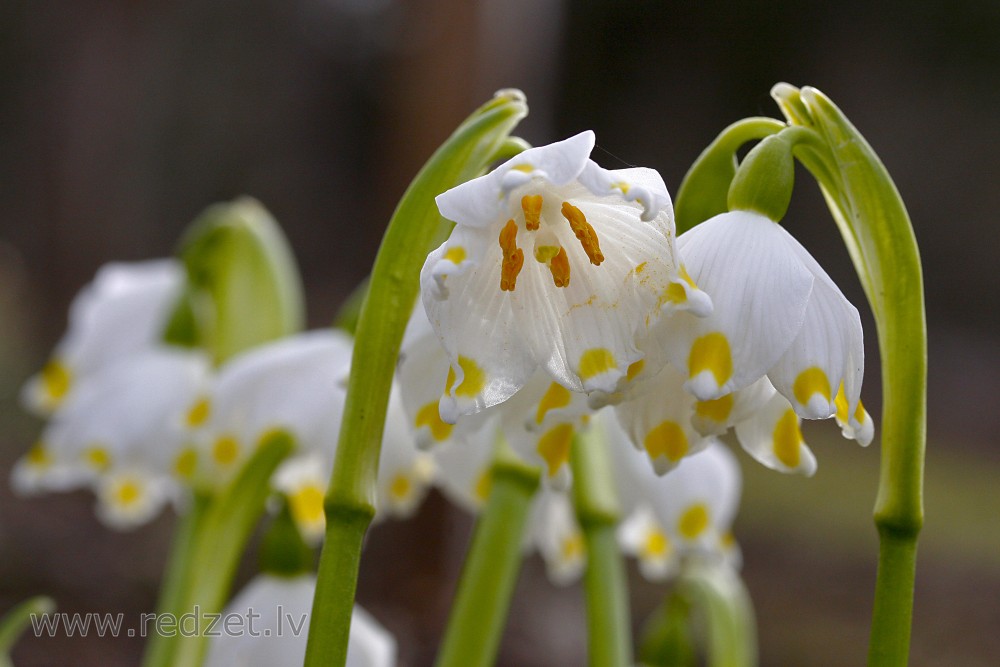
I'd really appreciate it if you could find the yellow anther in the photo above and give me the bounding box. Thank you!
[444,246,467,264]
[644,420,688,462]
[772,409,803,468]
[536,382,572,424]
[678,503,710,540]
[695,394,734,424]
[444,356,487,399]
[548,246,571,287]
[626,359,645,382]
[389,474,412,501]
[212,435,240,466]
[579,348,615,381]
[41,359,72,402]
[561,202,604,265]
[793,367,832,407]
[688,333,733,388]
[114,480,142,507]
[537,423,574,477]
[416,401,454,441]
[498,219,524,292]
[534,245,561,263]
[521,194,543,230]
[185,397,211,428]
[289,483,326,528]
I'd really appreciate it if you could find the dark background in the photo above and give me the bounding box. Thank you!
[1,0,998,664]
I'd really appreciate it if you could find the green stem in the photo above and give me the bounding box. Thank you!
[0,596,55,667]
[777,85,926,667]
[571,430,631,667]
[638,593,697,667]
[140,494,211,667]
[304,91,527,667]
[435,445,540,667]
[167,431,295,667]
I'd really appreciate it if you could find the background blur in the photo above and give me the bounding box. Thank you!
[2,0,998,665]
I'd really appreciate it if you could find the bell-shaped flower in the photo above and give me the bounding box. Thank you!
[660,209,872,444]
[204,574,397,667]
[421,131,710,423]
[13,347,210,528]
[527,488,586,586]
[21,260,184,416]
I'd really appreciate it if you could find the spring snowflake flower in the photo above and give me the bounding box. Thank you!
[204,574,396,667]
[21,260,184,416]
[13,348,210,528]
[421,131,710,423]
[528,488,586,586]
[661,209,873,445]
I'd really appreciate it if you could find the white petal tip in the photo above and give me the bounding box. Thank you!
[685,372,724,402]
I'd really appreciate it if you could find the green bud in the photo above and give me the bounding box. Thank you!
[259,502,315,578]
[727,133,796,222]
[170,197,305,364]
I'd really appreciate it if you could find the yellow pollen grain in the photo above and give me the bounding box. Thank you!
[212,435,240,466]
[444,246,467,264]
[498,219,525,292]
[26,443,52,467]
[536,382,572,424]
[678,503,710,540]
[185,397,211,428]
[416,401,454,441]
[579,348,615,381]
[389,474,412,501]
[688,333,733,387]
[83,446,112,471]
[114,480,142,507]
[444,356,487,399]
[521,194,543,231]
[561,202,604,265]
[642,529,670,558]
[41,359,72,402]
[537,423,574,478]
[548,246,571,287]
[174,447,198,479]
[793,367,832,407]
[644,421,688,462]
[695,394,734,424]
[290,484,326,527]
[473,470,493,503]
[626,359,645,382]
[772,409,803,468]
[635,261,648,274]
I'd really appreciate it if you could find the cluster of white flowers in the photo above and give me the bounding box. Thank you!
[399,131,875,583]
[14,262,433,536]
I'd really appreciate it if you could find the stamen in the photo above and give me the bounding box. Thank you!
[549,247,570,287]
[498,219,524,292]
[561,202,604,265]
[521,195,543,230]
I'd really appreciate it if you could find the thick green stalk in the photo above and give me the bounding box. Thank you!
[435,445,540,667]
[140,494,210,667]
[776,84,926,666]
[304,90,528,667]
[571,430,631,667]
[166,431,295,667]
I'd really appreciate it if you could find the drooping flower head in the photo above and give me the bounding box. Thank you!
[421,131,710,423]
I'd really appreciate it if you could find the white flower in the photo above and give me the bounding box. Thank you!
[21,260,183,416]
[421,131,709,423]
[661,210,873,445]
[13,347,210,528]
[204,574,396,667]
[528,488,586,586]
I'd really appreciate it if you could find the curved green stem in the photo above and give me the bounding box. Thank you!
[435,444,540,667]
[304,91,528,667]
[0,596,55,667]
[776,84,927,667]
[571,429,631,667]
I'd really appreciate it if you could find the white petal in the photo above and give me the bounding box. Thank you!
[577,164,671,222]
[430,420,500,513]
[663,211,814,400]
[734,393,817,476]
[691,375,776,437]
[375,387,436,520]
[528,489,586,586]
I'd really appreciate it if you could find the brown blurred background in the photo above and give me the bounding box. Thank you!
[1,0,998,665]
